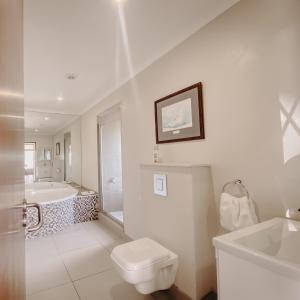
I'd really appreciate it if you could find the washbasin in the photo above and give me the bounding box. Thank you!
[213,218,300,300]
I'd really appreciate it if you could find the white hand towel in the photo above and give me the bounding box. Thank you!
[220,192,258,231]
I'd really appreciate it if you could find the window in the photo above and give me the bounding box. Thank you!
[24,142,36,183]
[68,144,72,167]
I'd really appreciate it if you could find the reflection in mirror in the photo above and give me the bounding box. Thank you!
[37,147,45,161]
[45,148,52,161]
[24,111,81,186]
[64,132,72,182]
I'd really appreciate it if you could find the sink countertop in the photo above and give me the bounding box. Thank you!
[213,218,300,281]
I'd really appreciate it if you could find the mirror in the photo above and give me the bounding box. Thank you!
[24,111,82,186]
[37,147,45,161]
[36,147,52,161]
[45,148,52,161]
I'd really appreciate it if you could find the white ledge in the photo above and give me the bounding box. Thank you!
[140,162,210,168]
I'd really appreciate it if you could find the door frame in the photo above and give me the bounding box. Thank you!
[97,103,124,227]
[63,132,71,182]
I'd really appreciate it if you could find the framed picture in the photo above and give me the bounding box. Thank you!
[55,142,60,155]
[154,82,204,143]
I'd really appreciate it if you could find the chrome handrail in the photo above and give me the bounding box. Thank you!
[26,202,43,232]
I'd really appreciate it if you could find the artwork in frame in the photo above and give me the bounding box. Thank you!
[55,142,60,156]
[154,82,204,143]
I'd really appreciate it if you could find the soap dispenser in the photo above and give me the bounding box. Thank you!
[153,145,159,163]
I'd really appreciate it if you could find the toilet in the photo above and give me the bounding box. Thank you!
[110,237,178,294]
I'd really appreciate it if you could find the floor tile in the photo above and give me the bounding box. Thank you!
[60,222,84,234]
[104,238,130,253]
[26,236,58,260]
[27,283,80,300]
[26,255,71,295]
[53,228,99,253]
[83,221,124,249]
[62,245,113,281]
[74,269,154,300]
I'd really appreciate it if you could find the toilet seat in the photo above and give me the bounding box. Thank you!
[111,237,170,271]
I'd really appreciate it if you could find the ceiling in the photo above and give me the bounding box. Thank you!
[25,111,78,135]
[24,0,239,118]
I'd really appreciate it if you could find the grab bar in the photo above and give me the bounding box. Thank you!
[26,202,43,232]
[13,199,43,232]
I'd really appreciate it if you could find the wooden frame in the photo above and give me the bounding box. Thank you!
[154,82,204,144]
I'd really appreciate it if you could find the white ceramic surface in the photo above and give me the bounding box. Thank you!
[214,218,300,279]
[111,238,178,294]
[213,218,300,300]
[25,181,78,204]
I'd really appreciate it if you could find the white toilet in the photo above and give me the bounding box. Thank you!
[110,237,178,294]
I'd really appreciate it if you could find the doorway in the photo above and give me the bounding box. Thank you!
[64,132,72,182]
[24,142,36,183]
[98,107,123,224]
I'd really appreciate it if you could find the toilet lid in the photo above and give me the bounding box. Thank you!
[111,238,170,271]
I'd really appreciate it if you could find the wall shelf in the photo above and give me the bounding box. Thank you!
[140,162,210,168]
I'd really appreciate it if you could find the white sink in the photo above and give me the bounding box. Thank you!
[213,218,300,300]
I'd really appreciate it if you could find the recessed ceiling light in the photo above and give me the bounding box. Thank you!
[65,73,77,80]
[34,129,39,132]
[44,117,49,121]
[57,96,64,101]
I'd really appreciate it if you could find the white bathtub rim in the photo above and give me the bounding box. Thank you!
[26,186,78,205]
[25,181,67,190]
[26,193,78,205]
[25,181,78,204]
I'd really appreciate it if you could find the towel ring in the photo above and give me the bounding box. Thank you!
[222,179,249,199]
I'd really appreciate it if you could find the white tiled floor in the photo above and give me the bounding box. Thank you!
[26,220,160,300]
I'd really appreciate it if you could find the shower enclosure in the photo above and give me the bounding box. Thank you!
[98,107,124,224]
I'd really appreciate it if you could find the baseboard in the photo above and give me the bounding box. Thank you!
[169,285,193,300]
[98,212,125,236]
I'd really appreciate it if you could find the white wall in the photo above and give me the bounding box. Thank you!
[82,0,300,234]
[53,118,82,184]
[25,133,53,179]
[140,165,216,300]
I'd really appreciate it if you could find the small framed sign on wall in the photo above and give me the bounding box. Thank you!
[154,82,204,144]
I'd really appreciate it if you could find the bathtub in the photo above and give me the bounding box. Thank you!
[26,182,99,238]
[26,181,68,190]
[25,182,78,204]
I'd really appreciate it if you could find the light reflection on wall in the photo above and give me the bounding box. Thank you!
[115,1,141,117]
[279,93,300,164]
[116,1,134,79]
[0,90,23,99]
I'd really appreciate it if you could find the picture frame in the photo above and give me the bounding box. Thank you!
[154,82,204,144]
[55,142,60,156]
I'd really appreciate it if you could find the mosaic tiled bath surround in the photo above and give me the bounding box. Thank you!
[26,193,99,239]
